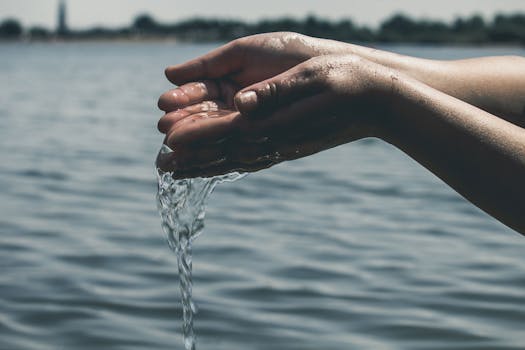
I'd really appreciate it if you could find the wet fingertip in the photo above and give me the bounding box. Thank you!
[157,111,178,133]
[164,68,174,84]
[158,89,180,112]
[157,95,167,111]
[164,66,174,79]
[234,90,258,115]
[157,115,169,133]
[164,66,187,86]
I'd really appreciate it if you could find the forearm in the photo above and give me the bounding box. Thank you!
[440,56,525,125]
[339,42,525,125]
[380,73,525,235]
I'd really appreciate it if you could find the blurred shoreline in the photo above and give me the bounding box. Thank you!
[1,37,524,49]
[1,13,524,47]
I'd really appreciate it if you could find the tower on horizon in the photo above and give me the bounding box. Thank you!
[57,0,68,36]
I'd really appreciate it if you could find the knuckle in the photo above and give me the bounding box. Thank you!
[256,81,279,103]
[344,53,362,65]
[228,39,244,54]
[258,81,279,107]
[297,59,330,88]
[299,63,319,81]
[267,81,278,99]
[230,38,242,48]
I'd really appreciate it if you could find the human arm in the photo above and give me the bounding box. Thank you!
[159,32,525,126]
[347,46,525,125]
[384,71,525,235]
[157,51,525,235]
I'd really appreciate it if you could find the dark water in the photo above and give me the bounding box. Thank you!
[1,42,524,350]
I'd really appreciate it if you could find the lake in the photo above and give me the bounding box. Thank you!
[1,41,524,350]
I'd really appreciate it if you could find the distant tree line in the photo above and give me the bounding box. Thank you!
[1,12,525,45]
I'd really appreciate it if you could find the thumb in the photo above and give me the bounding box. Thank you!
[234,83,276,116]
[234,63,320,117]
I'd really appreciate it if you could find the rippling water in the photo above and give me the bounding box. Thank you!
[1,42,524,350]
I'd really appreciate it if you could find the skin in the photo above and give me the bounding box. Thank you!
[158,32,525,124]
[157,32,525,235]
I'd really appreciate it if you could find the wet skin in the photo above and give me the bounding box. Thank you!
[156,32,525,234]
[157,54,393,177]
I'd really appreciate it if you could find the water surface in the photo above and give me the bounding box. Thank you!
[1,42,524,350]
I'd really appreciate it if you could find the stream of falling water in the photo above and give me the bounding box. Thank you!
[156,145,245,350]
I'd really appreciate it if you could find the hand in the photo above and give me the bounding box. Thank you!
[156,54,396,178]
[155,35,525,233]
[157,32,352,114]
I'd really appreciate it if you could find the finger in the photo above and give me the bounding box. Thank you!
[160,125,325,178]
[222,130,318,170]
[157,81,220,112]
[233,60,325,117]
[157,101,228,133]
[165,41,243,85]
[166,111,242,146]
[172,133,316,179]
[158,80,241,112]
[158,110,190,134]
[161,108,352,178]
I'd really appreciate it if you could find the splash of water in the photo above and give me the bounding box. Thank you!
[156,144,244,350]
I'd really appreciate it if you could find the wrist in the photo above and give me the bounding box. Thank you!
[361,66,412,142]
[377,70,446,147]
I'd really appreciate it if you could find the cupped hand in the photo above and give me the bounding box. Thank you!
[156,54,397,178]
[158,32,352,113]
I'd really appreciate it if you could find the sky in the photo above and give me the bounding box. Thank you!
[2,0,525,30]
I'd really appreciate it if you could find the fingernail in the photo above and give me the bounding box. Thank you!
[236,91,258,112]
